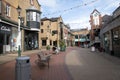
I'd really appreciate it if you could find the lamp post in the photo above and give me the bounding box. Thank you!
[16,6,21,57]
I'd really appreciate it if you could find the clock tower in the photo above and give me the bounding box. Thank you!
[89,9,102,45]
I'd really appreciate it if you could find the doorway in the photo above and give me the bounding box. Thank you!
[0,33,4,54]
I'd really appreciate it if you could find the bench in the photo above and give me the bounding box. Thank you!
[36,51,52,68]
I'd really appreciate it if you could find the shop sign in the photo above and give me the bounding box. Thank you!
[0,26,11,32]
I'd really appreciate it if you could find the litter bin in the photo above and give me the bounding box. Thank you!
[15,56,31,80]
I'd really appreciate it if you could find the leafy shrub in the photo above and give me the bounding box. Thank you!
[46,45,50,50]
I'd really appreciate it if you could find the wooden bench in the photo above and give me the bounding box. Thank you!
[36,51,52,68]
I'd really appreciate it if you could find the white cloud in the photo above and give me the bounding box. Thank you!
[39,0,120,29]
[65,17,90,29]
[103,0,119,11]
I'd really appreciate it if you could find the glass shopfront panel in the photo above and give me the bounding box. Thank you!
[24,30,38,50]
[104,32,110,53]
[112,27,120,57]
[0,23,11,54]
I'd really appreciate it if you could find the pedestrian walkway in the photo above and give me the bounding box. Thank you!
[0,47,73,80]
[66,47,120,80]
[1,47,120,80]
[0,50,42,64]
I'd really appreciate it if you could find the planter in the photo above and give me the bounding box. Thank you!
[60,46,66,51]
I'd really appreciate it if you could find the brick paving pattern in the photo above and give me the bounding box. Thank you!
[0,48,73,80]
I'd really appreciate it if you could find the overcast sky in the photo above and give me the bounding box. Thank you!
[38,0,120,29]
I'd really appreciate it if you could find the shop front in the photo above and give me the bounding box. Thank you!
[104,32,110,53]
[24,30,39,51]
[11,27,19,51]
[0,23,11,54]
[112,26,120,57]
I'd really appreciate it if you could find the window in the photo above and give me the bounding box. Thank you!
[75,35,78,39]
[30,12,33,21]
[30,0,34,5]
[6,4,11,17]
[41,22,43,25]
[113,30,119,40]
[50,40,52,45]
[53,41,57,47]
[36,13,40,22]
[42,40,46,46]
[41,29,43,33]
[52,30,58,36]
[27,12,30,21]
[27,11,40,22]
[33,12,36,21]
[20,17,24,25]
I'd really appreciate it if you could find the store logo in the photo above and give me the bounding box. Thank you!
[0,26,11,31]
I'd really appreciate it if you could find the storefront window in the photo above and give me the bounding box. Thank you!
[104,32,110,52]
[112,27,120,55]
[113,28,119,45]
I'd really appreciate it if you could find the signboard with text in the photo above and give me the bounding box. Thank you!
[0,23,11,34]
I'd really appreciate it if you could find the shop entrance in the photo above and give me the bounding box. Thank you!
[24,30,39,50]
[0,33,10,54]
[0,33,4,54]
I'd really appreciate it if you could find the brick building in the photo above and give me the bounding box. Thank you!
[71,28,90,47]
[40,16,74,49]
[100,6,120,56]
[40,16,63,49]
[89,9,102,48]
[0,0,41,54]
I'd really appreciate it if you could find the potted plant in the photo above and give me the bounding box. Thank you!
[59,40,66,51]
[46,45,50,50]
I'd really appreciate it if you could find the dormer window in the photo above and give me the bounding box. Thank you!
[6,4,11,17]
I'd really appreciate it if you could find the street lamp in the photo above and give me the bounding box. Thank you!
[16,5,22,57]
